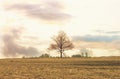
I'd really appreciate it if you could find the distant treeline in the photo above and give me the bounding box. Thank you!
[22,53,91,59]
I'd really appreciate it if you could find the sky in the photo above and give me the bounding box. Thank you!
[0,0,120,58]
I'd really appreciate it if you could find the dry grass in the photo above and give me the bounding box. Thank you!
[0,57,120,79]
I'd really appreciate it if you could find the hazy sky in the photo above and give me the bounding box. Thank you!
[0,0,120,58]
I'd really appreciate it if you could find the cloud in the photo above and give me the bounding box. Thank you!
[106,31,120,34]
[72,35,120,53]
[6,0,70,23]
[73,40,120,57]
[73,35,120,42]
[74,41,111,49]
[111,40,120,49]
[94,30,120,34]
[2,27,40,57]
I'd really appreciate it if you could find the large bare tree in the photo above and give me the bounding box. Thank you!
[48,31,74,58]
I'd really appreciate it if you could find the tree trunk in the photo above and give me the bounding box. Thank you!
[60,50,62,58]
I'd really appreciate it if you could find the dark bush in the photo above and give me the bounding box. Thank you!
[72,54,81,58]
[40,54,50,58]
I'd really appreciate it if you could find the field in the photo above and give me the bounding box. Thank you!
[0,57,120,79]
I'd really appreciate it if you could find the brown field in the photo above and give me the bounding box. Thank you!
[0,57,120,79]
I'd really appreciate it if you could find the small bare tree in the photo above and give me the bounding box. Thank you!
[48,31,74,58]
[80,48,93,57]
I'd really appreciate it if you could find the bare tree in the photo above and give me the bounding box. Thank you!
[48,31,74,58]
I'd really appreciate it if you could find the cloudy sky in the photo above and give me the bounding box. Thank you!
[0,0,120,58]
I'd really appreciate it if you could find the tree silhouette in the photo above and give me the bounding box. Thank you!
[48,31,74,58]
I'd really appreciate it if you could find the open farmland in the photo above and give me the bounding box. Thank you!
[0,57,120,79]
